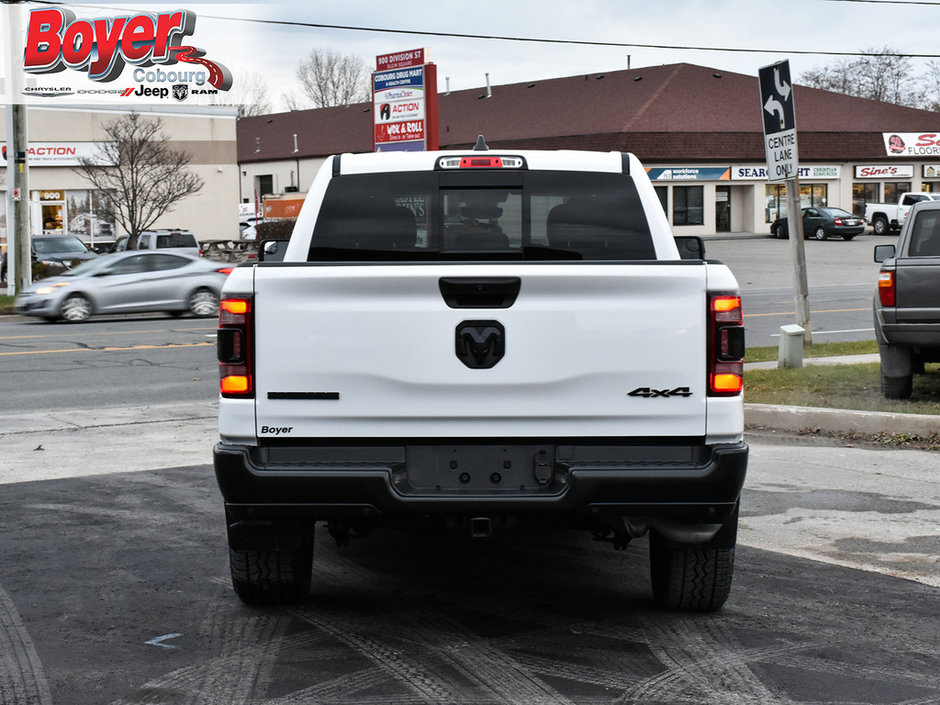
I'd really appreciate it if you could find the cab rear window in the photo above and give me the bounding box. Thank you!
[308,171,654,261]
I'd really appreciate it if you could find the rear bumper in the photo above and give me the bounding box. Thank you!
[214,439,748,531]
[878,322,940,348]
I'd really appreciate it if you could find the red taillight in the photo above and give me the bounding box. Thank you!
[878,270,896,307]
[834,218,843,226]
[709,294,744,396]
[216,267,234,276]
[218,297,253,398]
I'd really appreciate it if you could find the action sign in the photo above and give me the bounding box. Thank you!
[758,60,798,182]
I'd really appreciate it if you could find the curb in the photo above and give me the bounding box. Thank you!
[745,403,940,437]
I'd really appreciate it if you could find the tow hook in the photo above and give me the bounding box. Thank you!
[533,450,552,485]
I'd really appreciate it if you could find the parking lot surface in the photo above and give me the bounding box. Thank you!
[0,408,937,704]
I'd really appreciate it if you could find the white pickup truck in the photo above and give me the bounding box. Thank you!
[214,144,749,611]
[865,192,940,235]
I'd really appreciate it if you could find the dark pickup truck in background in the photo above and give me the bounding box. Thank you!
[874,200,940,398]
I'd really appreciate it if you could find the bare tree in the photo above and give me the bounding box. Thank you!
[74,112,204,248]
[800,46,926,108]
[284,49,370,109]
[206,70,272,117]
[923,60,940,112]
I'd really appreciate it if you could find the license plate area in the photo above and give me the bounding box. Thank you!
[398,444,558,495]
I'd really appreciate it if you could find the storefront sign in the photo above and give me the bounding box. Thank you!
[923,165,940,178]
[0,141,111,166]
[855,164,914,179]
[731,165,840,180]
[883,133,940,157]
[645,167,731,181]
[373,49,437,152]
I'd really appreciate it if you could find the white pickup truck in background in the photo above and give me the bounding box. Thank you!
[214,144,748,611]
[865,192,940,235]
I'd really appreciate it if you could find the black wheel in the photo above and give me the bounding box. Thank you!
[229,525,314,605]
[813,226,827,240]
[188,288,219,317]
[60,293,92,322]
[881,368,913,399]
[649,504,738,611]
[842,234,856,241]
[872,217,889,236]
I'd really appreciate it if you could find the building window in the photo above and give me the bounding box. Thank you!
[672,186,703,225]
[765,184,785,222]
[884,182,912,204]
[852,182,879,217]
[654,186,668,214]
[799,183,827,209]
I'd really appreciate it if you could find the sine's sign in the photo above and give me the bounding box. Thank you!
[758,60,798,183]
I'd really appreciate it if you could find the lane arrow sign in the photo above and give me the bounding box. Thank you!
[774,67,791,101]
[764,95,786,129]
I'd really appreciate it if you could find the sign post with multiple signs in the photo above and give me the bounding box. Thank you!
[759,59,811,346]
[373,49,438,152]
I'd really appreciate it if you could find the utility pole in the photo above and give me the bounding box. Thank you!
[4,1,31,295]
[785,176,812,343]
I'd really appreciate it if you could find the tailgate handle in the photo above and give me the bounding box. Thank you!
[439,277,521,309]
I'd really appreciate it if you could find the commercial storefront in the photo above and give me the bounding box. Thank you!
[589,160,940,236]
[237,63,940,237]
[1,104,239,254]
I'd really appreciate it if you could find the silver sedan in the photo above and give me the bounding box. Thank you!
[14,251,232,322]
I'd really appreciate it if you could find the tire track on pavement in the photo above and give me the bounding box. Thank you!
[0,582,52,705]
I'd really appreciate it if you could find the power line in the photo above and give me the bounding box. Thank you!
[20,0,940,59]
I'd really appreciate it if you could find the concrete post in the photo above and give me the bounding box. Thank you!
[778,324,805,368]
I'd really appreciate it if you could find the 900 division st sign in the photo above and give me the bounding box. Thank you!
[759,60,799,182]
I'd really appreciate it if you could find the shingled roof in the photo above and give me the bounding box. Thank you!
[237,63,939,165]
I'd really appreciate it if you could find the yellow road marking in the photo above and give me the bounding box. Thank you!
[745,307,869,318]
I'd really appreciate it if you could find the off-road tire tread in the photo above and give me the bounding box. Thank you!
[650,541,734,611]
[229,543,312,605]
[881,370,913,399]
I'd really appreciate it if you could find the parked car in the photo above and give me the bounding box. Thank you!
[110,229,202,257]
[1,235,98,286]
[14,250,232,322]
[771,207,866,240]
[873,200,940,398]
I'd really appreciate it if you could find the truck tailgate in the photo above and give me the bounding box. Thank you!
[252,263,709,438]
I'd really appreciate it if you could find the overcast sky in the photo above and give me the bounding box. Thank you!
[3,0,940,110]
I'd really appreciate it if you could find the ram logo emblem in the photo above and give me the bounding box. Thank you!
[455,321,505,369]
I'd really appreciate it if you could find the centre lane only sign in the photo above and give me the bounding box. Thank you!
[758,60,799,182]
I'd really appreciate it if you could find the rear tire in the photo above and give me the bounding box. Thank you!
[649,505,738,611]
[229,526,314,605]
[814,226,827,240]
[872,217,889,236]
[842,234,856,241]
[881,368,913,399]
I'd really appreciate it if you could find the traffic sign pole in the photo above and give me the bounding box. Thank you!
[786,176,812,344]
[760,60,811,346]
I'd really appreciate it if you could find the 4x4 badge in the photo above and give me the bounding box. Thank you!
[628,386,693,398]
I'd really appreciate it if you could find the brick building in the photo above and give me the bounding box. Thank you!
[237,62,940,236]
